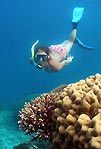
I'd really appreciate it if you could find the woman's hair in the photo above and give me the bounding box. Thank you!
[34,46,50,55]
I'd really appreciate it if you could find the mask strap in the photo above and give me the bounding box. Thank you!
[31,40,39,60]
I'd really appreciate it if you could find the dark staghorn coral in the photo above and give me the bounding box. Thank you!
[18,93,57,141]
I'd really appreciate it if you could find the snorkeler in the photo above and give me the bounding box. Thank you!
[29,7,95,73]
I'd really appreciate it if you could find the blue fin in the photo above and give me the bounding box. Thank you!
[72,7,84,23]
[74,38,95,50]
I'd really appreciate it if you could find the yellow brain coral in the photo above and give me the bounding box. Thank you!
[52,73,101,149]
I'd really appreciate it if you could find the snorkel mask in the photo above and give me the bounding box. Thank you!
[30,40,50,69]
[35,53,49,69]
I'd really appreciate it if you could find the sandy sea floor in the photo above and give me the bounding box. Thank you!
[0,107,30,149]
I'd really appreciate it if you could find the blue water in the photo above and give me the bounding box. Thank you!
[0,0,100,105]
[0,0,101,148]
[0,0,101,105]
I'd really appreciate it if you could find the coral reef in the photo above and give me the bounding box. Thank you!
[52,73,101,149]
[18,93,56,141]
[18,73,101,149]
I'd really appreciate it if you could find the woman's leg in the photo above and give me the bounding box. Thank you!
[59,29,77,56]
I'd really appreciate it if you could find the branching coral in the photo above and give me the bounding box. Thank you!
[18,93,56,141]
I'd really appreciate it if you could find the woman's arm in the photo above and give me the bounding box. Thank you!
[49,56,73,71]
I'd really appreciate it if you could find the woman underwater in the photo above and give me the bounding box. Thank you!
[29,7,95,73]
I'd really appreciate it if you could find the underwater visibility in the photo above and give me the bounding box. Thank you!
[0,0,101,149]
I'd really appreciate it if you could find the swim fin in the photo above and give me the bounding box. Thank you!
[72,7,84,23]
[74,38,95,50]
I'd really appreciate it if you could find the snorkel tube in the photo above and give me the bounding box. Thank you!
[29,40,39,65]
[31,40,39,60]
[30,40,45,69]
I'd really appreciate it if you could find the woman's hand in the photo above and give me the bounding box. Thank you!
[65,55,74,65]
